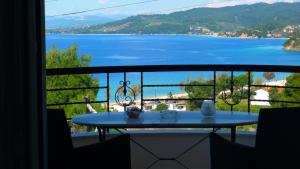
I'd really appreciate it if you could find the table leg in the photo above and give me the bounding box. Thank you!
[103,127,106,141]
[231,126,236,143]
[97,126,103,142]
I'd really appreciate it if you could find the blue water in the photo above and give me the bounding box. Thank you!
[46,34,300,100]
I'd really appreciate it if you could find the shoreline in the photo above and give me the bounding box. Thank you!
[46,33,289,40]
[109,92,188,106]
[145,92,188,100]
[108,79,288,106]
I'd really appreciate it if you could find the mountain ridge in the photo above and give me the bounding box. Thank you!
[47,2,300,35]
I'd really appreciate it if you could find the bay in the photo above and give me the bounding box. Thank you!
[46,34,300,100]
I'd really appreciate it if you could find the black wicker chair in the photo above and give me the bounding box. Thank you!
[209,107,300,169]
[47,109,131,169]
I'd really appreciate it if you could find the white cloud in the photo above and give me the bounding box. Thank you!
[97,0,109,4]
[206,0,295,8]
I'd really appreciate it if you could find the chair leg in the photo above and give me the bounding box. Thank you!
[231,126,236,143]
[97,126,103,142]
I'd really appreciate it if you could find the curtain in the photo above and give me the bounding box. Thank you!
[0,0,46,169]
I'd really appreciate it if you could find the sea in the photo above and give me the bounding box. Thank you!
[46,34,300,100]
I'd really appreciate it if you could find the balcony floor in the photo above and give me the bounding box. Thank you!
[72,130,256,169]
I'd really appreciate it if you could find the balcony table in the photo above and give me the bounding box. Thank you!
[72,111,258,169]
[72,111,258,142]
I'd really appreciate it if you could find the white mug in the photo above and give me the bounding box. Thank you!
[201,100,216,117]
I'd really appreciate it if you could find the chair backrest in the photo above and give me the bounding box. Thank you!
[256,107,300,168]
[47,109,73,169]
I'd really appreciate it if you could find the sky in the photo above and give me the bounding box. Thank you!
[45,0,300,17]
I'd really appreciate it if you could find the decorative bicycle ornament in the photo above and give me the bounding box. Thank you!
[221,87,244,107]
[115,80,136,107]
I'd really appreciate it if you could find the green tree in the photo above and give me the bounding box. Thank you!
[179,81,185,91]
[284,73,300,101]
[269,88,286,108]
[155,103,169,111]
[46,45,104,117]
[130,84,141,98]
[269,73,300,108]
[254,77,263,85]
[168,92,173,99]
[216,73,231,93]
[284,36,300,51]
[263,72,275,81]
[185,80,213,110]
[185,73,252,110]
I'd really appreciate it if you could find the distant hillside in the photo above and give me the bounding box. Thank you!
[46,15,127,29]
[284,36,300,51]
[49,2,300,34]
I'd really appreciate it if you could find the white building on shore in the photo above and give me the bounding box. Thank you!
[264,80,286,86]
[251,80,287,106]
[251,89,270,106]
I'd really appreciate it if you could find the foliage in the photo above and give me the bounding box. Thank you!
[185,73,253,110]
[269,88,285,108]
[263,72,275,81]
[269,73,300,108]
[46,45,91,68]
[155,103,169,111]
[216,99,266,132]
[216,99,266,113]
[179,81,186,91]
[284,36,300,51]
[236,24,284,38]
[254,77,263,85]
[130,84,141,98]
[168,92,173,99]
[284,73,300,101]
[46,45,105,118]
[185,78,213,110]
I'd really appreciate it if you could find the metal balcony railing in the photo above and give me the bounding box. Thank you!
[46,64,300,169]
[46,64,300,114]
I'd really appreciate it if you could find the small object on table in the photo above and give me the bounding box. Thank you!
[126,106,142,119]
[201,100,216,117]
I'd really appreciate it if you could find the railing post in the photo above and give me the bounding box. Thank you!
[141,72,144,111]
[230,71,234,111]
[124,72,127,112]
[213,70,216,103]
[248,71,251,113]
[107,73,110,112]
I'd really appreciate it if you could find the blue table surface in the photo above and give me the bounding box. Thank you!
[72,111,258,128]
